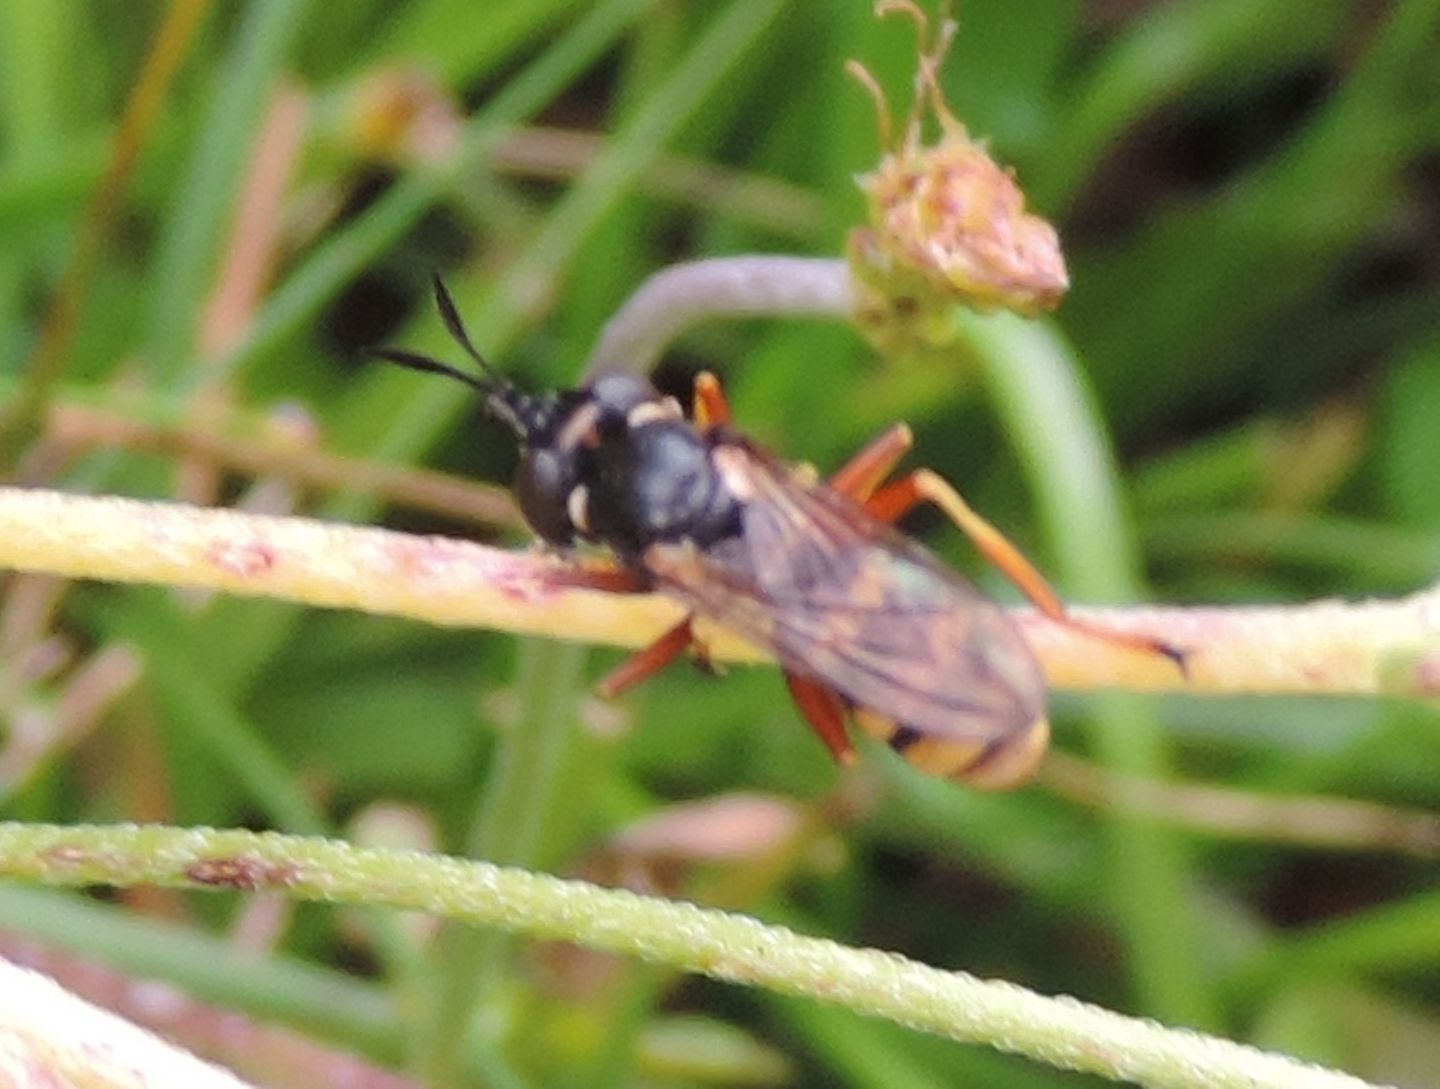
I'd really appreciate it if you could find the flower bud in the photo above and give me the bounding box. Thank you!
[847,3,1067,351]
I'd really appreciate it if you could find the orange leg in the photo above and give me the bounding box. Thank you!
[864,469,1186,672]
[784,672,858,766]
[827,422,914,500]
[598,618,695,698]
[865,470,1066,615]
[692,371,732,430]
[543,560,650,595]
[827,425,1068,625]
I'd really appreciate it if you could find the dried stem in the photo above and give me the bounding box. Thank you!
[0,486,1434,699]
[46,401,521,530]
[492,126,826,240]
[3,0,212,460]
[1015,594,1440,699]
[0,954,256,1088]
[1041,753,1440,859]
[198,83,307,361]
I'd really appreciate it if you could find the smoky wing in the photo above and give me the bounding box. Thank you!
[643,444,1046,745]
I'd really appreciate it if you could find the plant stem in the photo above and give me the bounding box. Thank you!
[0,486,1434,699]
[0,822,1386,1089]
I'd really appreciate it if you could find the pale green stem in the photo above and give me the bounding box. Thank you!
[0,822,1387,1089]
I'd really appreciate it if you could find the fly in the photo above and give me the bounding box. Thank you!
[375,278,1182,789]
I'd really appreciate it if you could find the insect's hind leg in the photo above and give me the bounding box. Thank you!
[828,422,914,500]
[784,672,859,766]
[865,469,1186,672]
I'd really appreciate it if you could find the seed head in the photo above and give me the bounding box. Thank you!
[847,2,1068,350]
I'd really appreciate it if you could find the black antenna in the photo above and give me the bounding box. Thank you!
[429,275,503,383]
[372,276,534,439]
[370,346,491,394]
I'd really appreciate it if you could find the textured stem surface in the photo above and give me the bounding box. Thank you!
[0,486,1434,698]
[0,822,1390,1089]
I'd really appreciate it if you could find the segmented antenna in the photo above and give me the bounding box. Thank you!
[429,275,504,383]
[370,346,490,393]
[372,276,533,440]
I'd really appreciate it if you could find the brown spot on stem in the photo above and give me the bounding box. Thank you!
[40,845,92,869]
[207,538,277,578]
[1412,650,1440,698]
[185,855,297,890]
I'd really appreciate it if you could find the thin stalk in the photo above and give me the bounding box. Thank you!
[0,821,1386,1089]
[0,486,1434,699]
[961,309,1217,1029]
[144,0,311,383]
[419,639,590,1088]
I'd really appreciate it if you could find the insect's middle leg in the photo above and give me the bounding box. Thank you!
[598,617,696,698]
[865,469,1186,671]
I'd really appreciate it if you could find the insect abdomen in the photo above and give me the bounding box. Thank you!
[852,708,1050,790]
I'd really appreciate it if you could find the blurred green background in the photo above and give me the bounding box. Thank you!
[1,1,1438,1086]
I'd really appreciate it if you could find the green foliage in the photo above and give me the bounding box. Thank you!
[1,1,1438,1086]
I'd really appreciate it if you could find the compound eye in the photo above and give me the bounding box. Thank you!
[514,447,579,545]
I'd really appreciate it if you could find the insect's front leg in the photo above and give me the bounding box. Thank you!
[865,468,1187,672]
[543,558,651,595]
[691,372,732,430]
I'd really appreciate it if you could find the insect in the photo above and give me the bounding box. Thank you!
[376,278,1182,789]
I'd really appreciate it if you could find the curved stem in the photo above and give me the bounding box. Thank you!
[583,257,854,377]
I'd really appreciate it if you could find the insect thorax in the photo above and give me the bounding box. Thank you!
[511,374,742,558]
[584,418,742,557]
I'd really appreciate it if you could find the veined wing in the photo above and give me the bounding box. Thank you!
[642,441,1046,747]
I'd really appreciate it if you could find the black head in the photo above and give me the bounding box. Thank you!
[375,280,739,555]
[374,276,586,542]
